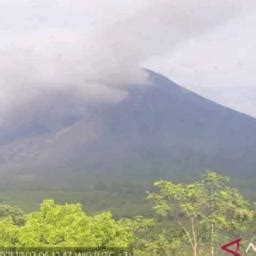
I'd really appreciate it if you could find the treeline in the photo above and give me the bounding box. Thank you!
[0,171,255,255]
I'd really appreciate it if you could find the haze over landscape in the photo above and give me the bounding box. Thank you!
[0,69,256,185]
[0,0,255,215]
[0,3,256,255]
[1,0,256,123]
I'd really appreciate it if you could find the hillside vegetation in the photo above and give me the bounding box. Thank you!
[0,171,255,256]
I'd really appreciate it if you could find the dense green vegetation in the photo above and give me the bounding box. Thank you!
[0,171,255,255]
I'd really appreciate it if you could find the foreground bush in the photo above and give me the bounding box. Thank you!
[0,199,133,247]
[0,171,254,256]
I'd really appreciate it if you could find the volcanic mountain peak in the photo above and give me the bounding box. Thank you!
[0,69,256,187]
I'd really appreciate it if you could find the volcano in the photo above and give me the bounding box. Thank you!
[0,70,256,188]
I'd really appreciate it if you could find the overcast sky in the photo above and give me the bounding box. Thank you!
[0,0,256,123]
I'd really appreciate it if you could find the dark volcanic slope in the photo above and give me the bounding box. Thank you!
[86,70,256,179]
[0,70,256,185]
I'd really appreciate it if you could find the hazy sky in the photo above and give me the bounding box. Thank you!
[0,0,256,124]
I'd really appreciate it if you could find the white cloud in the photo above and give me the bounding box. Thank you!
[0,0,255,135]
[146,10,256,117]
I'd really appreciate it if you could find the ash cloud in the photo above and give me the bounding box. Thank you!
[0,0,254,139]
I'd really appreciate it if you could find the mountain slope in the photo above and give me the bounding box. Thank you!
[0,70,256,187]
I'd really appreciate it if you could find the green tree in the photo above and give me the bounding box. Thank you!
[0,205,25,225]
[18,199,133,247]
[202,171,254,256]
[148,171,255,256]
[0,218,20,246]
[121,216,155,255]
[148,180,206,256]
